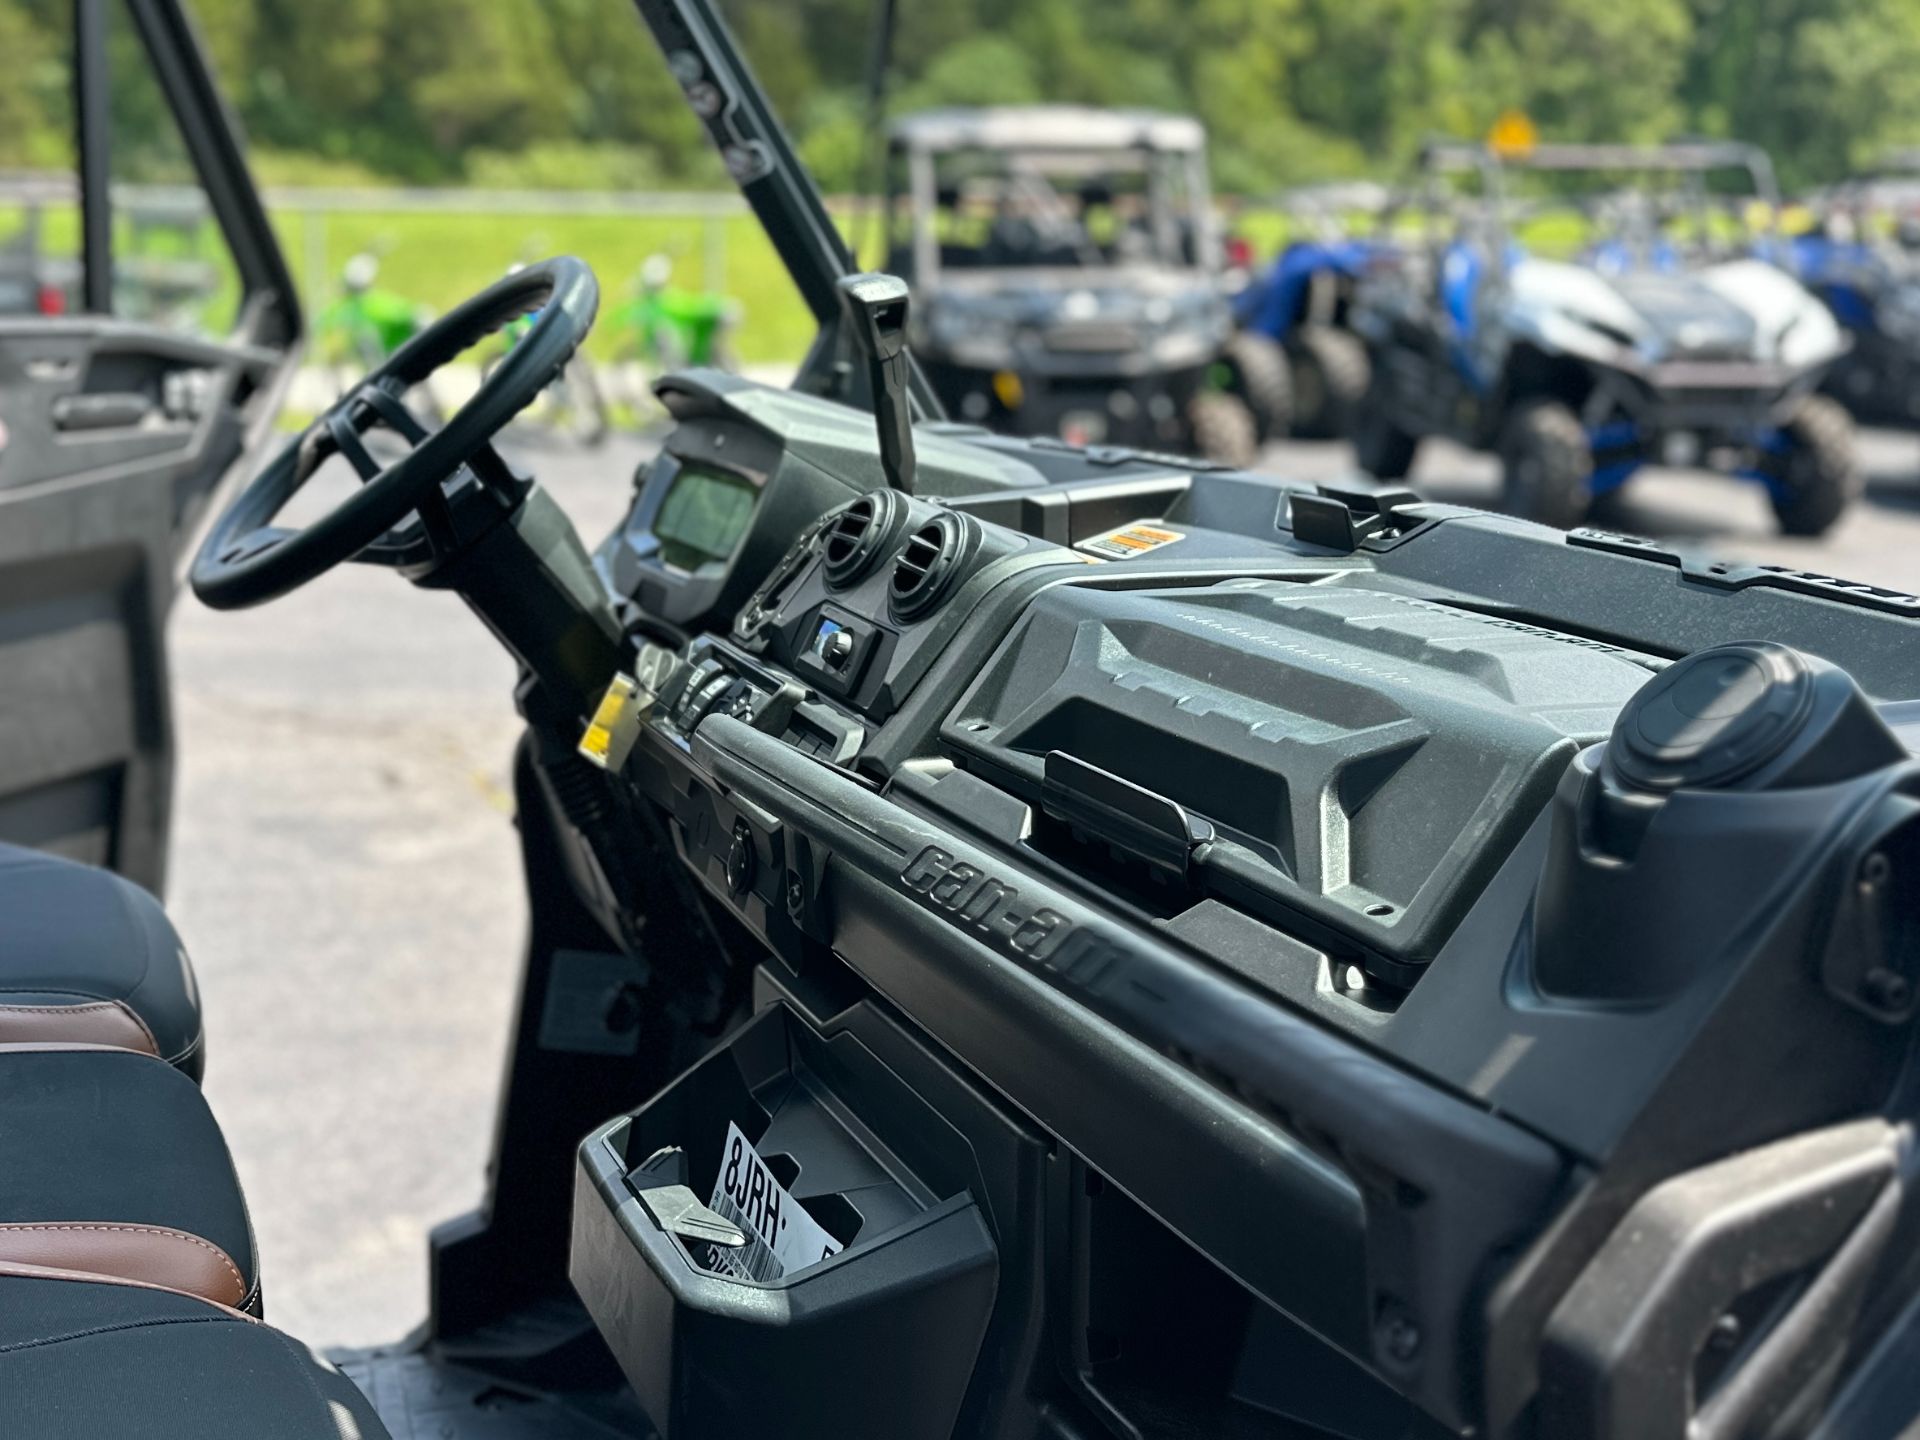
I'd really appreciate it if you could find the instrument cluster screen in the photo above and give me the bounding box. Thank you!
[654,461,759,573]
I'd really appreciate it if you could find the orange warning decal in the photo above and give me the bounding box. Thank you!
[1077,522,1186,561]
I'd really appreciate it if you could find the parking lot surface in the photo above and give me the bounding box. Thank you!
[169,424,1920,1346]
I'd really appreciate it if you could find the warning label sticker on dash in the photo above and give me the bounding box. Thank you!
[1077,521,1186,560]
[704,1121,844,1283]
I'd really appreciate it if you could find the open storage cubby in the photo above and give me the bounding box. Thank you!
[1067,1160,1446,1440]
[570,1001,1000,1440]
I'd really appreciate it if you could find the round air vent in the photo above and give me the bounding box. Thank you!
[889,512,977,621]
[820,490,906,588]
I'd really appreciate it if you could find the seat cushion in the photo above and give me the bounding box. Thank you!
[0,1271,391,1440]
[0,1047,258,1310]
[0,843,205,1079]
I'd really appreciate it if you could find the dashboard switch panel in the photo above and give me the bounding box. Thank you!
[793,604,885,696]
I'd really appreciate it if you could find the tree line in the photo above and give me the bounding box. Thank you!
[4,0,1920,195]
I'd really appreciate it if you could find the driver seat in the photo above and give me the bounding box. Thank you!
[0,1268,393,1439]
[0,843,206,1079]
[0,1044,260,1311]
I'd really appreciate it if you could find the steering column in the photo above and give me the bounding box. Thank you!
[191,257,622,722]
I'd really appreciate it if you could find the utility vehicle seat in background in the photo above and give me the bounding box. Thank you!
[0,1270,393,1440]
[0,1046,259,1310]
[0,843,206,1078]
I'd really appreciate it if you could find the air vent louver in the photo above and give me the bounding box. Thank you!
[821,490,905,588]
[889,513,974,620]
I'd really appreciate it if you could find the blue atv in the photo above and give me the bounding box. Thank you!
[1349,142,1857,535]
[1233,184,1390,438]
[1786,224,1920,428]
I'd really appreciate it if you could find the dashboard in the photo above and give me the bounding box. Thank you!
[565,366,1920,1440]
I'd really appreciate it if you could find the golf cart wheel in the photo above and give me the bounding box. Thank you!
[1287,325,1370,440]
[1186,390,1260,468]
[1221,332,1292,440]
[1352,358,1418,479]
[1767,395,1859,537]
[1499,399,1592,530]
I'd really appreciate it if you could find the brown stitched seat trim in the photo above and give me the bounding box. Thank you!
[0,1257,258,1321]
[0,1002,160,1057]
[0,1223,248,1309]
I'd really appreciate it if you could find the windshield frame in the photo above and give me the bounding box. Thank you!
[630,0,945,418]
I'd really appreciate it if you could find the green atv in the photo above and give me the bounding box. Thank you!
[313,252,444,423]
[606,253,742,423]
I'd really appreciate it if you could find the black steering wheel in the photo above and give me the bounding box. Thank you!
[192,256,599,610]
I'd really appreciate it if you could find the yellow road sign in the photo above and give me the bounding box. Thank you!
[1489,110,1538,158]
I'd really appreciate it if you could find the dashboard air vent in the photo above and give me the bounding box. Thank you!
[889,513,975,620]
[821,490,905,588]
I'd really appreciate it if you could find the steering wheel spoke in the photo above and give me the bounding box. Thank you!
[323,405,385,482]
[413,480,462,560]
[360,376,436,445]
[467,441,527,502]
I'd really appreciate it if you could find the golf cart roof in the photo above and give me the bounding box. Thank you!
[889,106,1206,156]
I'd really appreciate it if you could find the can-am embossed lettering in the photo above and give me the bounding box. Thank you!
[901,844,1070,962]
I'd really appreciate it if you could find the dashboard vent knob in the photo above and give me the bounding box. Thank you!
[890,512,976,620]
[821,490,906,588]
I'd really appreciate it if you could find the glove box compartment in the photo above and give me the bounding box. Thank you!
[569,999,1007,1439]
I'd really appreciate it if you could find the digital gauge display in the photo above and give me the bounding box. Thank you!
[654,462,758,572]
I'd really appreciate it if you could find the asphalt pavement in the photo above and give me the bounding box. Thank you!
[168,421,1920,1347]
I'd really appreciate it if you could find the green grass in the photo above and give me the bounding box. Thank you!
[7,192,1765,367]
[272,207,816,365]
[274,202,1321,364]
[1,196,819,363]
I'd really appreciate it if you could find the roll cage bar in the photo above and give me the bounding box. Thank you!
[629,0,944,420]
[1418,139,1779,205]
[886,106,1208,156]
[1826,151,1920,215]
[883,113,1218,285]
[70,0,300,343]
[1410,138,1782,266]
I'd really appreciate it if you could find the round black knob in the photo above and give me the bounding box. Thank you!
[726,821,756,896]
[1607,641,1815,792]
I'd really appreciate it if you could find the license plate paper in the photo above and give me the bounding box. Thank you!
[704,1121,844,1282]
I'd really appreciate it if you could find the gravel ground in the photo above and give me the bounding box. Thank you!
[167,421,1920,1347]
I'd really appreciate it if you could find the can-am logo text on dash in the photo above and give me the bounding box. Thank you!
[899,845,1128,991]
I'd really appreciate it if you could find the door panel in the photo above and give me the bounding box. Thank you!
[0,0,298,893]
[0,319,275,497]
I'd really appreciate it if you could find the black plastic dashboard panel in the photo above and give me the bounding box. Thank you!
[1378,516,1920,698]
[692,714,1569,1430]
[570,370,1920,1440]
[943,578,1661,969]
[600,370,1056,637]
